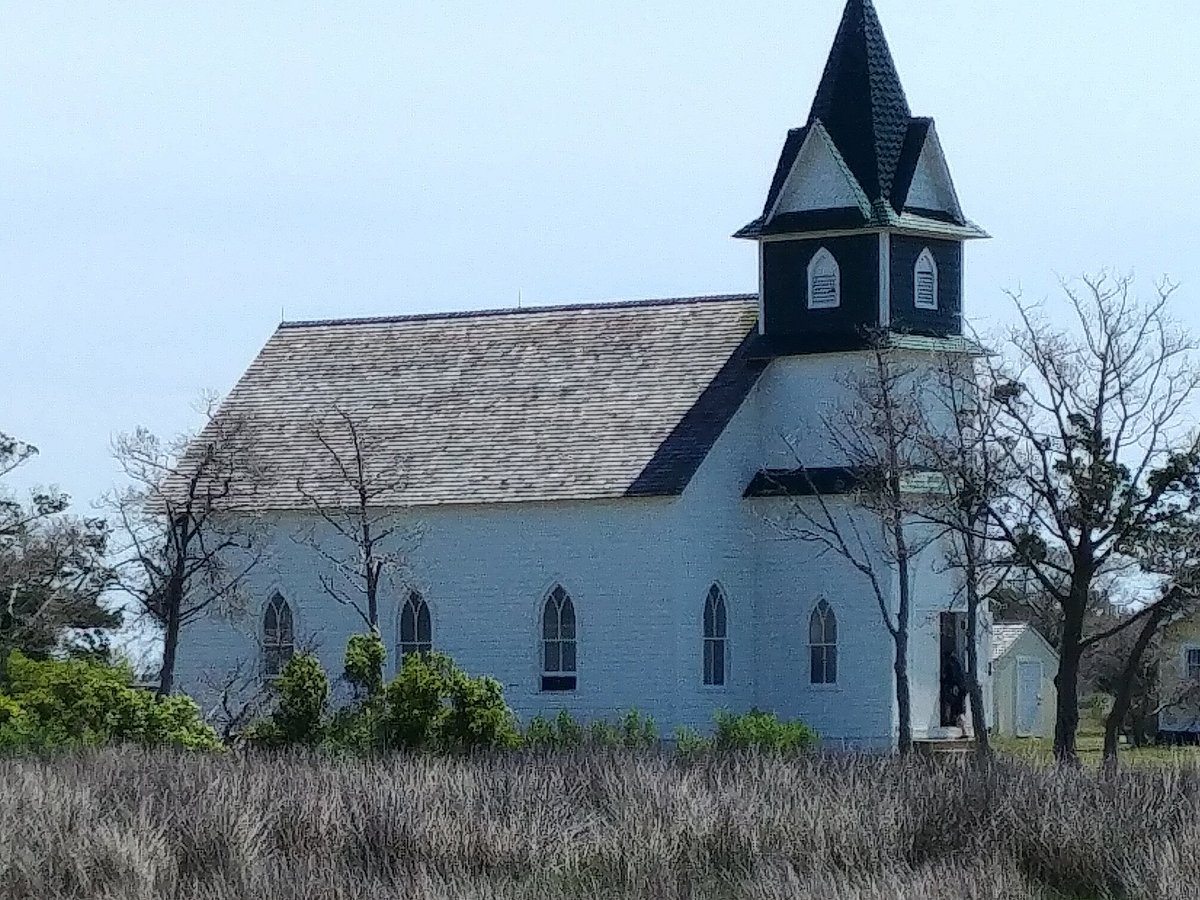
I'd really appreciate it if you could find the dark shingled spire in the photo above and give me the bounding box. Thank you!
[808,0,911,205]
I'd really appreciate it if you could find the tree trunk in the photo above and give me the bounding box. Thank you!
[895,537,913,755]
[157,578,183,698]
[965,582,991,759]
[1053,558,1095,765]
[1103,607,1168,774]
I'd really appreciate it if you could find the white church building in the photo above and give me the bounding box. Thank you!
[177,0,992,750]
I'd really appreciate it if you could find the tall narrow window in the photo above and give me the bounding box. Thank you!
[914,248,939,310]
[398,591,432,660]
[1187,648,1200,681]
[703,584,728,686]
[809,600,838,685]
[262,593,294,678]
[541,585,577,692]
[807,247,841,309]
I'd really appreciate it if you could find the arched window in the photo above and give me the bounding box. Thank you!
[914,248,939,310]
[809,600,838,685]
[262,593,294,677]
[398,591,432,660]
[807,247,841,309]
[541,585,576,692]
[703,584,728,686]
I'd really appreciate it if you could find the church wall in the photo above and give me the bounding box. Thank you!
[174,495,750,736]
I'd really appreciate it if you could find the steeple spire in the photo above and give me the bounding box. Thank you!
[808,0,911,205]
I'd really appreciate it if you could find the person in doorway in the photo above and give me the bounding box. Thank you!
[941,650,968,733]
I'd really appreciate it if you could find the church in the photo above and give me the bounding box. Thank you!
[176,0,991,750]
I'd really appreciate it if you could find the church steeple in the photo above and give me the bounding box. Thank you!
[738,0,987,355]
[808,0,911,207]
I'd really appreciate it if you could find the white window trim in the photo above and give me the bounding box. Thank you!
[702,584,730,689]
[914,247,939,310]
[261,592,296,680]
[1184,645,1200,682]
[540,585,578,692]
[808,600,839,689]
[807,247,841,310]
[397,590,433,666]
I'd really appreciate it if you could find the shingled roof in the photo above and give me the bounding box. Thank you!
[210,295,762,510]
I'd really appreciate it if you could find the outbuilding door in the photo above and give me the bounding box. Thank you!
[1016,657,1042,737]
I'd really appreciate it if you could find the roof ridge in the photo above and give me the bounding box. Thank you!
[279,293,757,329]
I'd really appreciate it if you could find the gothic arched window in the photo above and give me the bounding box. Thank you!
[807,247,841,309]
[703,584,728,686]
[809,600,838,685]
[541,585,577,692]
[398,591,432,660]
[262,593,295,678]
[915,248,939,310]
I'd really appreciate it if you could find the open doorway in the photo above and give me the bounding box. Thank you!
[939,612,969,729]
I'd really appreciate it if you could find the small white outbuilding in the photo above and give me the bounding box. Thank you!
[991,624,1059,739]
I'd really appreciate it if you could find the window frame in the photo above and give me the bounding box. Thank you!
[806,247,841,310]
[540,585,577,693]
[914,247,939,310]
[1185,645,1200,682]
[702,584,729,688]
[261,592,295,680]
[397,590,433,664]
[809,600,839,687]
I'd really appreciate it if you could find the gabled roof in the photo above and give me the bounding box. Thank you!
[206,295,763,510]
[992,623,1059,662]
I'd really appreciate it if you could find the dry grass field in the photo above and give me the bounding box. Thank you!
[3,749,1200,900]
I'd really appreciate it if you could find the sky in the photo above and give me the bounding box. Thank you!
[3,0,1199,510]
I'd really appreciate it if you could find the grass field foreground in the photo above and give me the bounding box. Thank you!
[4,749,1200,899]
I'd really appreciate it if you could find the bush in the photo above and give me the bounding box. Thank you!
[248,653,329,748]
[620,709,659,749]
[443,671,520,751]
[713,708,818,753]
[0,651,221,752]
[343,632,386,699]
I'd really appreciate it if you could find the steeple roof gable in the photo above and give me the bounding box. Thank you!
[808,0,911,206]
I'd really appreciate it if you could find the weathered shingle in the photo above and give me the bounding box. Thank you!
[991,624,1029,662]
[209,295,760,510]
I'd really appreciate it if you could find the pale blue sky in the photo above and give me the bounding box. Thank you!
[3,1,1198,507]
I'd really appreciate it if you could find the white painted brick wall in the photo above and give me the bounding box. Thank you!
[175,349,980,750]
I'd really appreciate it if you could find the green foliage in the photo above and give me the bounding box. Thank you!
[443,671,520,751]
[343,631,386,699]
[712,708,818,753]
[0,651,221,752]
[249,653,329,748]
[620,709,659,749]
[522,709,657,750]
[673,726,708,756]
[380,652,456,750]
[381,651,518,753]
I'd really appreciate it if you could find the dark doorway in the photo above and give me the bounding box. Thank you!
[939,612,968,728]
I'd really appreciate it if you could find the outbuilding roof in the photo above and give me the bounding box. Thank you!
[205,294,762,510]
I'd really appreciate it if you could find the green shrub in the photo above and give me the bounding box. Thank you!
[587,718,622,748]
[673,725,709,756]
[343,632,386,699]
[522,714,557,749]
[443,672,519,751]
[553,709,583,747]
[381,651,518,753]
[620,709,659,749]
[0,651,221,752]
[248,653,329,748]
[712,708,818,753]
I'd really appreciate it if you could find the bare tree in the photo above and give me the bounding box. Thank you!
[776,339,939,755]
[197,659,271,742]
[293,406,417,639]
[107,409,268,697]
[979,274,1200,763]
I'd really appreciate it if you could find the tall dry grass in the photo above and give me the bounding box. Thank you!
[2,749,1199,899]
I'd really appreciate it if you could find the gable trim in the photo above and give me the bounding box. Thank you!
[765,122,873,223]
